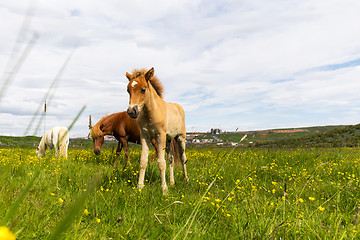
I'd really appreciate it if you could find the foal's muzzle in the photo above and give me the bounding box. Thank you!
[127,106,139,119]
[94,149,101,155]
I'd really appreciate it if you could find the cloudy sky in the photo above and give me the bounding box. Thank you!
[1,0,360,138]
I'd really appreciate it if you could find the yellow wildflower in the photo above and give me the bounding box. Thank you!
[84,209,89,215]
[318,206,325,211]
[59,198,64,203]
[309,197,315,201]
[0,226,15,240]
[215,199,221,203]
[299,198,304,203]
[96,218,100,223]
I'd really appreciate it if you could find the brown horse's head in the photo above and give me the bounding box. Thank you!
[89,123,106,155]
[126,68,163,119]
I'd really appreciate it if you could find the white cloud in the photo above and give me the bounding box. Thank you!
[1,0,360,137]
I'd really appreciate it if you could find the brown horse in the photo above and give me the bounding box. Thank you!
[89,111,158,166]
[126,67,189,195]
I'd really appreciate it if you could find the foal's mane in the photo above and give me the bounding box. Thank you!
[90,119,104,138]
[131,69,164,98]
[90,114,114,137]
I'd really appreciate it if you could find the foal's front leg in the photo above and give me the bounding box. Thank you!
[157,133,168,195]
[138,136,150,190]
[114,141,123,166]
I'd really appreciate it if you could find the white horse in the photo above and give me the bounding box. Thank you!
[36,126,69,158]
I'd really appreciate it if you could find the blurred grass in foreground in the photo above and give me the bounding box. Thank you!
[1,146,360,239]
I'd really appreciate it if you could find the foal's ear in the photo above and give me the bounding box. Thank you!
[145,67,154,82]
[126,72,132,81]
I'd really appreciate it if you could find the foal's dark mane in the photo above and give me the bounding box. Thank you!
[131,69,164,98]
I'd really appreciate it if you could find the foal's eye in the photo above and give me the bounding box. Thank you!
[141,88,145,94]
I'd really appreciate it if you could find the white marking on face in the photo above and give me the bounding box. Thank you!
[131,81,138,88]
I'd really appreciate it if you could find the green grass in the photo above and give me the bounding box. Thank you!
[1,146,360,239]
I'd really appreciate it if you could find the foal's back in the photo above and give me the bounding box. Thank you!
[48,126,69,146]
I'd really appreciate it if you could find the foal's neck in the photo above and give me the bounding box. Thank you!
[142,84,164,119]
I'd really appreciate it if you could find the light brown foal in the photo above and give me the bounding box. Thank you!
[126,67,189,195]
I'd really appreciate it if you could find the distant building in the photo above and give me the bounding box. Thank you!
[211,128,222,134]
[104,135,116,141]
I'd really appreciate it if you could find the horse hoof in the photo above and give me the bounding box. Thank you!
[162,186,168,195]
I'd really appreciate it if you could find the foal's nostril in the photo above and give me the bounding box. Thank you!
[94,149,101,155]
[127,106,139,118]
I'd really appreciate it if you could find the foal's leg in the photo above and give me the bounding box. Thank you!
[176,135,189,182]
[53,134,59,158]
[157,133,168,195]
[149,139,158,162]
[138,136,150,190]
[116,141,123,156]
[121,138,130,169]
[114,141,123,166]
[64,141,68,158]
[123,139,130,164]
[166,139,175,186]
[54,147,59,158]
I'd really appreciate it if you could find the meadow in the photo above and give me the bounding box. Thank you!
[1,144,360,239]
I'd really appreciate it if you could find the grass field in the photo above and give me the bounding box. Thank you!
[1,144,360,239]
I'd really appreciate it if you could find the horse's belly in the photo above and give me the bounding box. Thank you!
[166,107,184,137]
[166,123,182,138]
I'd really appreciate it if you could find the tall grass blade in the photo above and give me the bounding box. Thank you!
[46,175,98,240]
[0,170,40,225]
[174,135,247,239]
[0,1,37,103]
[55,105,86,150]
[24,48,76,136]
[0,33,38,103]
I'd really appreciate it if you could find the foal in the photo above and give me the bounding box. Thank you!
[89,111,158,166]
[36,126,69,158]
[126,67,189,195]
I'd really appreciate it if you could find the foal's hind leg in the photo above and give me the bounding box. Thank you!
[149,139,158,162]
[166,139,175,186]
[176,135,189,182]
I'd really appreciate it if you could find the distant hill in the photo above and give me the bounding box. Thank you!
[1,124,360,149]
[0,136,40,148]
[253,124,360,148]
[0,136,94,149]
[188,124,360,148]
